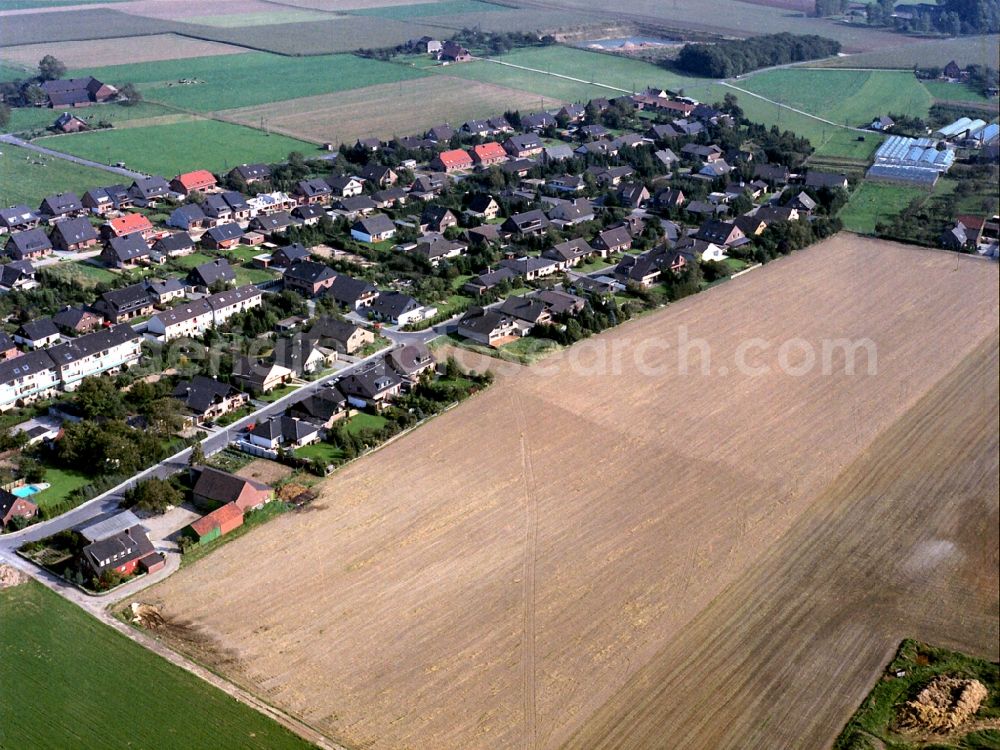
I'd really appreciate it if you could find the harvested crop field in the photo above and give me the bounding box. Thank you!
[142,236,999,750]
[220,76,564,143]
[0,34,246,68]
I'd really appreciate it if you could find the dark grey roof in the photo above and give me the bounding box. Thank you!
[284,259,335,285]
[0,260,35,287]
[306,316,364,346]
[52,217,98,246]
[39,192,82,216]
[153,232,194,254]
[187,258,235,287]
[0,349,56,385]
[371,291,420,319]
[272,243,311,265]
[82,525,154,575]
[387,342,433,376]
[290,385,346,422]
[97,283,152,315]
[47,325,140,367]
[231,163,271,181]
[337,359,400,400]
[105,234,150,263]
[192,466,269,503]
[353,214,395,236]
[466,267,517,289]
[203,223,243,244]
[324,275,378,307]
[499,295,548,324]
[173,376,242,415]
[167,203,206,228]
[0,205,39,228]
[296,178,331,198]
[16,317,59,341]
[250,415,320,443]
[130,176,171,199]
[6,228,52,257]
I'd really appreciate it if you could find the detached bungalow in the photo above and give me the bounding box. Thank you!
[369,291,435,327]
[101,234,152,268]
[457,306,523,347]
[171,170,217,196]
[351,214,396,243]
[337,359,402,409]
[232,357,292,394]
[248,416,321,451]
[174,376,248,425]
[202,223,243,250]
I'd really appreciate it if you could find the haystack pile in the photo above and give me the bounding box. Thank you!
[129,602,166,630]
[0,564,27,589]
[898,675,988,732]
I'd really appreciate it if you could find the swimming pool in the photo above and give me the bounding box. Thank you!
[11,483,49,498]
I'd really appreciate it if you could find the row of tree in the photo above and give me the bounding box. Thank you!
[673,33,842,78]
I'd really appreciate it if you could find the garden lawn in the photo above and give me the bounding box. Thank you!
[168,252,217,270]
[840,181,930,234]
[73,52,429,112]
[43,261,119,288]
[34,120,314,176]
[258,383,301,403]
[294,441,344,464]
[235,264,280,286]
[344,412,388,436]
[0,143,113,207]
[0,581,313,747]
[32,467,90,514]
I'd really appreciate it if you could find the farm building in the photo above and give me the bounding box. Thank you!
[866,135,955,186]
[192,467,273,512]
[188,502,244,545]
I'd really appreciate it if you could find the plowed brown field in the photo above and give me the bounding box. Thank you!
[143,236,999,750]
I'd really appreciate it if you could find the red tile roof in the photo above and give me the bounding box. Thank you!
[189,501,243,536]
[472,142,506,161]
[175,170,217,191]
[108,212,153,236]
[437,149,473,169]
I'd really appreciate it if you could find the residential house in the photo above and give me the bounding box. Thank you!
[0,205,40,233]
[192,467,272,512]
[498,295,552,327]
[941,223,969,250]
[101,234,152,268]
[579,124,610,140]
[699,160,732,179]
[438,41,472,62]
[14,318,60,349]
[462,267,518,296]
[81,525,157,579]
[0,261,38,293]
[129,176,173,207]
[326,175,365,198]
[0,490,38,529]
[547,199,594,227]
[324,275,379,310]
[39,192,84,221]
[558,103,585,122]
[504,134,544,159]
[544,237,596,267]
[614,245,689,287]
[755,205,800,223]
[694,219,747,248]
[201,223,243,250]
[501,158,537,178]
[203,192,252,224]
[372,187,408,209]
[289,385,347,428]
[306,317,374,354]
[548,174,585,193]
[433,149,474,173]
[93,284,154,323]
[52,306,102,335]
[351,214,396,243]
[81,185,126,216]
[148,285,262,340]
[355,137,382,152]
[457,306,523,346]
[533,288,586,316]
[0,349,60,410]
[272,337,335,377]
[187,258,235,290]
[733,214,768,238]
[369,291,435,327]
[360,164,398,189]
[6,229,53,261]
[544,144,575,163]
[587,165,634,187]
[499,255,562,280]
[407,235,466,265]
[387,342,435,383]
[337,359,402,408]
[152,231,195,258]
[46,325,143,391]
[785,191,818,213]
[228,163,271,186]
[753,162,790,185]
[676,236,728,261]
[647,123,681,140]
[466,194,500,220]
[426,124,455,142]
[593,226,633,255]
[501,210,549,237]
[103,212,154,241]
[292,204,325,226]
[232,357,292,394]
[270,243,311,268]
[654,148,680,169]
[521,112,556,131]
[295,178,333,205]
[283,259,336,296]
[409,173,448,200]
[173,377,248,425]
[618,182,650,208]
[575,140,618,157]
[337,195,378,217]
[653,188,686,210]
[471,142,508,168]
[249,211,295,238]
[248,415,321,451]
[171,170,218,196]
[166,203,207,231]
[420,205,458,234]
[145,278,186,305]
[48,217,99,253]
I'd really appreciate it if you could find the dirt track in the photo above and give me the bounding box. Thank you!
[144,236,999,750]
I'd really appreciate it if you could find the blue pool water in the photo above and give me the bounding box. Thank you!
[11,485,40,498]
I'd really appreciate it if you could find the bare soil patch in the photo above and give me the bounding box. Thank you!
[217,76,564,144]
[236,459,293,486]
[145,236,999,750]
[0,34,247,68]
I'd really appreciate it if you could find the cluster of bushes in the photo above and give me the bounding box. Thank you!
[673,34,842,78]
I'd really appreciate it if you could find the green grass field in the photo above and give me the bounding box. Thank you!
[4,101,178,136]
[185,9,333,27]
[922,79,1000,106]
[839,181,930,234]
[738,69,932,128]
[813,33,1000,70]
[0,143,113,207]
[0,580,313,749]
[75,52,429,112]
[35,119,314,176]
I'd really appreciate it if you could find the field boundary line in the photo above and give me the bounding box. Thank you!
[718,81,868,132]
[479,57,633,94]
